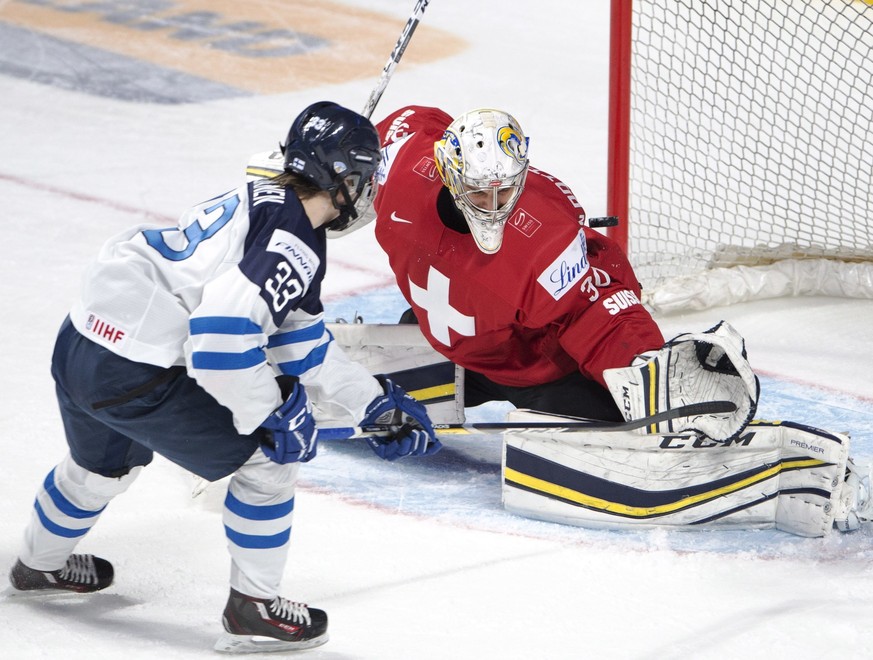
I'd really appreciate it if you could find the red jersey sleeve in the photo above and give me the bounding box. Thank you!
[513,176,665,385]
[551,232,664,384]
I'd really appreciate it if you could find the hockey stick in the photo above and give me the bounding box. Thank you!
[361,0,430,119]
[189,401,736,498]
[244,0,429,179]
[318,400,737,440]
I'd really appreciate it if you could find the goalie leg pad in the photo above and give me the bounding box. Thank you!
[501,412,849,537]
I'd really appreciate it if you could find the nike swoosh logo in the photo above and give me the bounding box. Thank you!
[390,211,413,224]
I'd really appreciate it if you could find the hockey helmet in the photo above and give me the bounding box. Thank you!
[434,108,529,253]
[282,101,381,237]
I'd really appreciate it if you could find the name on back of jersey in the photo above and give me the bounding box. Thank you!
[251,178,286,207]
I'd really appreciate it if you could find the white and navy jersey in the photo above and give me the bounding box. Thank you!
[70,179,381,434]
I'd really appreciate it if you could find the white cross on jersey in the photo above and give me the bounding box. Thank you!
[408,265,475,346]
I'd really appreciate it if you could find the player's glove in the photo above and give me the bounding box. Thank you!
[360,376,442,461]
[260,383,318,464]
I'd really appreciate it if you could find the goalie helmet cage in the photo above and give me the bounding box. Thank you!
[606,0,873,312]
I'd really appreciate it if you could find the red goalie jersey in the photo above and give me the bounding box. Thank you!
[373,105,664,388]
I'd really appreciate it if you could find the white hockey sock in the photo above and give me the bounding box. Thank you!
[224,452,299,599]
[20,453,141,571]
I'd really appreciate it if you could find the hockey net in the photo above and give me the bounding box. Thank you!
[607,0,873,313]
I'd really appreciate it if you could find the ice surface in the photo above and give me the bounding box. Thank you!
[1,1,872,658]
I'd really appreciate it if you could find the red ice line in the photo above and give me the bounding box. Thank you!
[756,367,873,404]
[1,171,396,297]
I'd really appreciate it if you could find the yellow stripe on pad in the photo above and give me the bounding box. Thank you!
[505,457,827,518]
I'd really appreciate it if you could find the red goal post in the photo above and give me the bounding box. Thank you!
[606,0,873,312]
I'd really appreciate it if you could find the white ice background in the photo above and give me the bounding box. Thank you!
[2,1,873,658]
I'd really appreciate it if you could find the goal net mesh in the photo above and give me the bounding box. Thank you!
[623,0,873,310]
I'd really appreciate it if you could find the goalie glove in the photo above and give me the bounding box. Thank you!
[602,320,760,442]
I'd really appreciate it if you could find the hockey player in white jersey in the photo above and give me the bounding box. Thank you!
[7,101,441,653]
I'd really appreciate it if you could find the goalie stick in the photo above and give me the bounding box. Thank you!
[361,0,430,119]
[318,400,737,440]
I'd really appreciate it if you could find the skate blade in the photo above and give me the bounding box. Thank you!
[213,631,329,654]
[1,584,97,601]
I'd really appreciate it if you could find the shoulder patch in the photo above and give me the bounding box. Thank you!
[508,207,542,237]
[413,156,439,180]
[536,230,590,300]
[266,228,320,288]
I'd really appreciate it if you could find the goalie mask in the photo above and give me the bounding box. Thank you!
[282,101,381,238]
[434,108,529,253]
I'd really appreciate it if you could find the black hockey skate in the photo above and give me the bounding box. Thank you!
[8,555,113,594]
[214,588,329,653]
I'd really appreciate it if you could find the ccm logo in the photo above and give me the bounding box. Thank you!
[602,289,641,315]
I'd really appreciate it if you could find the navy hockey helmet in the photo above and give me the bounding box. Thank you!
[281,101,381,236]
